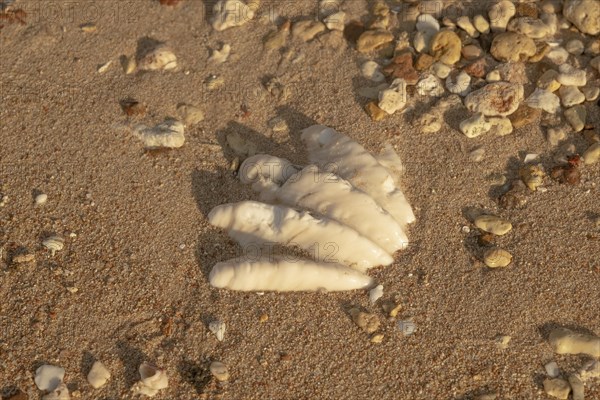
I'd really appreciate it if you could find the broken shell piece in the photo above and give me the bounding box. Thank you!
[209,361,229,382]
[519,165,545,191]
[97,60,112,74]
[369,285,384,304]
[210,257,374,292]
[209,320,226,341]
[35,365,65,391]
[176,104,204,126]
[211,0,256,31]
[87,361,111,389]
[378,78,407,115]
[208,44,231,63]
[42,236,64,257]
[138,45,177,71]
[132,363,168,397]
[208,201,393,271]
[42,383,70,400]
[549,327,600,357]
[132,120,185,149]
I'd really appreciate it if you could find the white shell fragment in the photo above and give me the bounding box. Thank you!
[87,361,111,389]
[302,125,415,227]
[132,363,168,397]
[42,383,70,400]
[369,285,384,304]
[35,365,65,391]
[42,236,64,256]
[208,201,393,271]
[132,120,185,149]
[138,45,177,71]
[549,327,600,357]
[209,257,374,292]
[209,320,226,341]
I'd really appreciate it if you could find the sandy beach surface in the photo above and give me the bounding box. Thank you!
[1,0,599,399]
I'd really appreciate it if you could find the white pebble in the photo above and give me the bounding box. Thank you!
[546,47,569,65]
[35,193,48,205]
[132,363,168,397]
[87,361,111,389]
[416,74,445,97]
[209,361,230,381]
[378,79,407,114]
[35,365,65,391]
[446,71,471,96]
[432,62,451,79]
[557,64,586,86]
[416,14,440,33]
[566,39,584,55]
[369,285,384,304]
[361,61,385,82]
[469,147,485,162]
[545,361,560,378]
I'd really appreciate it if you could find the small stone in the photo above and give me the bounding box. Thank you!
[324,11,345,31]
[259,313,269,323]
[66,287,78,294]
[430,30,462,65]
[97,60,112,74]
[292,20,325,42]
[525,88,561,114]
[586,39,600,56]
[209,320,226,341]
[543,378,571,399]
[416,13,440,33]
[382,53,418,85]
[490,32,536,62]
[209,361,229,382]
[469,147,485,162]
[87,361,111,389]
[581,86,600,101]
[559,86,585,107]
[432,62,451,79]
[537,70,561,92]
[370,333,384,343]
[80,23,97,33]
[446,71,471,96]
[413,30,435,53]
[415,53,434,71]
[365,101,387,121]
[356,29,394,53]
[566,39,584,56]
[349,308,380,333]
[461,45,482,61]
[419,113,443,133]
[486,70,501,82]
[563,0,600,35]
[489,0,516,33]
[35,193,48,205]
[474,215,512,235]
[545,361,561,378]
[138,45,177,71]
[132,120,185,149]
[507,17,551,39]
[557,64,586,86]
[495,335,512,349]
[519,165,545,191]
[464,82,523,116]
[546,46,569,65]
[35,365,65,391]
[456,16,479,38]
[564,105,586,132]
[42,236,64,256]
[568,374,584,400]
[176,104,204,126]
[382,301,402,318]
[211,0,255,31]
[547,127,567,146]
[460,113,491,138]
[489,117,513,136]
[473,14,490,34]
[416,74,444,97]
[369,285,383,304]
[361,61,385,82]
[268,116,288,132]
[510,104,541,128]
[208,44,231,64]
[378,79,407,114]
[583,142,600,165]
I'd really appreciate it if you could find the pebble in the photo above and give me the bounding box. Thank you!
[563,0,600,35]
[413,30,434,53]
[12,253,35,263]
[566,39,584,55]
[564,105,586,132]
[557,64,586,86]
[456,16,479,38]
[176,104,204,126]
[581,86,600,101]
[80,23,97,33]
[268,116,288,133]
[97,60,112,74]
[35,193,48,205]
[489,117,513,136]
[432,62,451,79]
[525,88,561,114]
[549,327,600,357]
[464,82,523,116]
[382,52,418,84]
[324,11,345,31]
[546,46,569,65]
[474,215,512,236]
[547,127,567,146]
[510,104,541,128]
[292,20,325,42]
[133,120,185,149]
[537,70,561,92]
[543,378,571,400]
[211,0,255,31]
[507,17,551,39]
[469,147,485,162]
[586,39,600,56]
[415,53,434,71]
[568,374,584,400]
[208,44,231,64]
[419,114,442,133]
[138,45,177,71]
[495,335,511,349]
[446,71,471,96]
[369,285,383,304]
[483,248,512,268]
[486,70,501,82]
[35,365,65,391]
[382,301,402,318]
[416,74,444,97]
[42,383,69,400]
[473,14,490,34]
[208,320,226,341]
[378,78,407,114]
[460,113,491,138]
[361,61,385,82]
[365,101,387,121]
[416,13,439,33]
[461,45,482,61]
[349,308,380,334]
[42,236,64,256]
[591,56,600,72]
[209,361,230,382]
[132,363,168,397]
[560,86,585,107]
[430,30,462,65]
[545,361,560,378]
[489,0,516,33]
[519,164,545,191]
[583,142,600,165]
[356,30,394,53]
[370,333,384,343]
[87,361,111,389]
[490,32,536,62]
